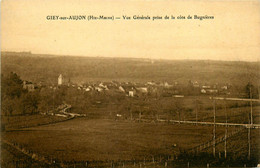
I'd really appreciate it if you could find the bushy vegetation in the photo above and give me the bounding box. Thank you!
[1,72,39,116]
[1,72,67,116]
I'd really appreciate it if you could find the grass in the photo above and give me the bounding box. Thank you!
[1,143,52,168]
[1,114,70,130]
[2,118,230,162]
[2,95,259,167]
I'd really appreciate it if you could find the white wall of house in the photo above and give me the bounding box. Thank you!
[129,91,134,97]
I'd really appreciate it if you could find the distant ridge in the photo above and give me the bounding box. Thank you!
[2,51,32,55]
[1,52,259,86]
[2,51,259,63]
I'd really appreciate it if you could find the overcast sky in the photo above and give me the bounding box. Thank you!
[1,0,260,61]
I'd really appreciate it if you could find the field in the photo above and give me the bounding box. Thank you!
[2,97,259,167]
[1,114,71,131]
[81,95,260,125]
[2,118,230,162]
[1,143,50,168]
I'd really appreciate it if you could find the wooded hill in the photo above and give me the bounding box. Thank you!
[1,52,259,87]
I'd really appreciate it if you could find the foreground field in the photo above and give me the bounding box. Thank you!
[3,118,230,162]
[1,143,52,168]
[1,114,71,131]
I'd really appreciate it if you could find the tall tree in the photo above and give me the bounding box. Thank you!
[1,72,24,99]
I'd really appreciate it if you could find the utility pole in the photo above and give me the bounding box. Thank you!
[196,99,198,125]
[129,102,133,121]
[213,99,216,157]
[249,86,253,125]
[247,83,252,160]
[246,67,252,161]
[224,101,227,159]
[130,110,133,121]
[178,111,181,124]
[248,112,251,160]
[53,88,55,111]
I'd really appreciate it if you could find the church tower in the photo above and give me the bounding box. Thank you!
[58,74,63,85]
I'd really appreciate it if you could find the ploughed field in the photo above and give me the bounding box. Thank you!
[3,118,230,162]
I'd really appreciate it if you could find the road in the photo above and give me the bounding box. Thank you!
[155,119,260,128]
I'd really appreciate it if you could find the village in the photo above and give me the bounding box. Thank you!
[23,74,232,98]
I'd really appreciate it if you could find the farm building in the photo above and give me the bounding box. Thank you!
[23,81,35,92]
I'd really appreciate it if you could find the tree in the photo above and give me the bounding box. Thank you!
[1,72,24,99]
[186,80,194,95]
[21,92,39,114]
[38,88,53,113]
[1,72,25,116]
[245,82,259,99]
[193,99,202,123]
[1,98,16,115]
[172,98,184,122]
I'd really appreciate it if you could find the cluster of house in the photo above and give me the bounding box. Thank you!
[22,74,230,97]
[56,74,181,97]
[70,81,154,97]
[190,81,230,95]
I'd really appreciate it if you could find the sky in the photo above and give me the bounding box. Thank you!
[1,0,260,61]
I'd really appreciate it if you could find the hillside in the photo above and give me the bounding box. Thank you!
[1,52,259,86]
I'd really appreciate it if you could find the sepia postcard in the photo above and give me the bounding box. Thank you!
[1,0,260,167]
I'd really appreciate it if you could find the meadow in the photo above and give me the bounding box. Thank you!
[3,118,230,162]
